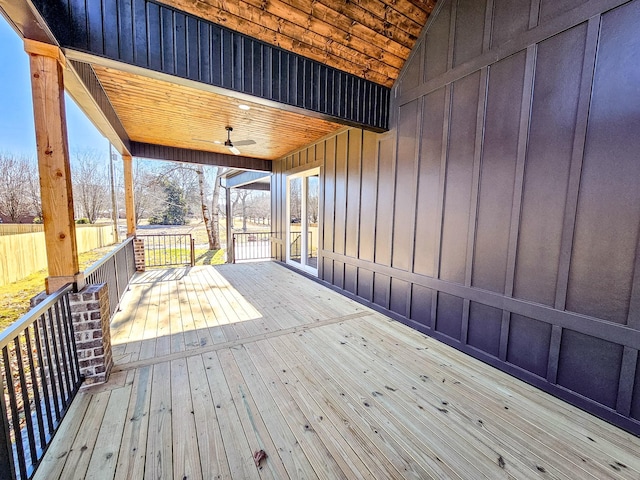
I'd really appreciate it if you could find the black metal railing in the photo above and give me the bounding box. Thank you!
[232,232,274,262]
[138,234,195,268]
[85,237,137,319]
[0,285,81,480]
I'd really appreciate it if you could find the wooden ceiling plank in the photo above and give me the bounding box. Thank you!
[267,0,413,58]
[372,0,432,24]
[312,0,421,47]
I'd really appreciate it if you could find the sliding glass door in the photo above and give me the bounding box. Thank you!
[287,168,319,275]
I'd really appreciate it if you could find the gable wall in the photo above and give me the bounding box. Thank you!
[272,0,640,435]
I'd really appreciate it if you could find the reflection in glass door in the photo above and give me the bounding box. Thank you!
[287,168,320,275]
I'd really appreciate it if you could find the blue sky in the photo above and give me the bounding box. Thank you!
[0,17,109,158]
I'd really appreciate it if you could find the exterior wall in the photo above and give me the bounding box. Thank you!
[272,0,640,435]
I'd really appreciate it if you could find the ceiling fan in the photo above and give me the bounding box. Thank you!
[193,126,256,155]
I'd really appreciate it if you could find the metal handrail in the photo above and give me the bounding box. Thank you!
[0,284,81,480]
[0,284,73,351]
[84,236,134,277]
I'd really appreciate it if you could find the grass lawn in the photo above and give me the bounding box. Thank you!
[0,247,115,332]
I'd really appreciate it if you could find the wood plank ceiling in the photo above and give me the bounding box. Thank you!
[93,66,344,160]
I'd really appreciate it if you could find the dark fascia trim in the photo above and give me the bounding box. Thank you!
[130,142,272,172]
[29,0,390,132]
[67,60,131,154]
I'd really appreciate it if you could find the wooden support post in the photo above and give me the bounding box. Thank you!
[25,39,84,294]
[122,154,136,237]
[226,185,234,263]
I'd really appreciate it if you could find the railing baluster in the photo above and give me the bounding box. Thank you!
[41,310,61,422]
[33,316,54,436]
[24,327,46,451]
[14,336,37,467]
[52,304,72,410]
[3,345,27,480]
[62,296,81,389]
[0,363,17,480]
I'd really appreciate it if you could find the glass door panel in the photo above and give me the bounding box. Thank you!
[287,169,319,275]
[306,175,319,270]
[289,177,302,265]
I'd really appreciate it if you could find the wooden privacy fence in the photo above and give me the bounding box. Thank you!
[0,225,116,287]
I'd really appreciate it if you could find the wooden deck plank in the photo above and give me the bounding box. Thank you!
[115,366,153,480]
[170,357,203,480]
[32,392,92,480]
[33,263,640,480]
[186,354,232,479]
[230,345,318,479]
[301,324,553,479]
[59,390,112,480]
[84,384,132,479]
[145,362,173,480]
[349,315,640,478]
[268,333,469,480]
[331,318,628,479]
[201,351,262,480]
[267,335,426,479]
[217,348,292,479]
[243,339,364,479]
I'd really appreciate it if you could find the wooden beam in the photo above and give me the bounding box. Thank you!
[122,154,136,237]
[25,39,83,293]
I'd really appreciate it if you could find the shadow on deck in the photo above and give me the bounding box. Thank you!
[34,262,640,479]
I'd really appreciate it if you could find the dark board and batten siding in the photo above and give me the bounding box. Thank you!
[30,0,390,132]
[272,0,640,435]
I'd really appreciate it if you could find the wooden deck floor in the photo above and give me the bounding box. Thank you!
[34,262,640,479]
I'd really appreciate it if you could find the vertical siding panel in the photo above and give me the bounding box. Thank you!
[514,24,587,306]
[359,132,378,262]
[70,0,88,50]
[491,0,532,48]
[345,131,362,258]
[453,0,487,67]
[566,2,640,325]
[439,72,480,284]
[392,99,419,272]
[117,0,134,63]
[424,0,451,82]
[323,138,336,256]
[334,133,348,256]
[414,88,446,277]
[86,0,104,54]
[472,51,526,294]
[375,137,394,267]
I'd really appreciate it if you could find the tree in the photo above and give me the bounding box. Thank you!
[71,149,109,223]
[149,180,187,225]
[133,161,164,225]
[232,189,252,232]
[0,153,34,222]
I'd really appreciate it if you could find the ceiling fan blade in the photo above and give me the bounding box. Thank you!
[233,139,256,147]
[193,138,222,144]
[228,146,241,155]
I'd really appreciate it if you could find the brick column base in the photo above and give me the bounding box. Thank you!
[69,283,113,386]
[134,237,145,272]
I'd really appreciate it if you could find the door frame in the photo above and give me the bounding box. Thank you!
[286,167,320,275]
